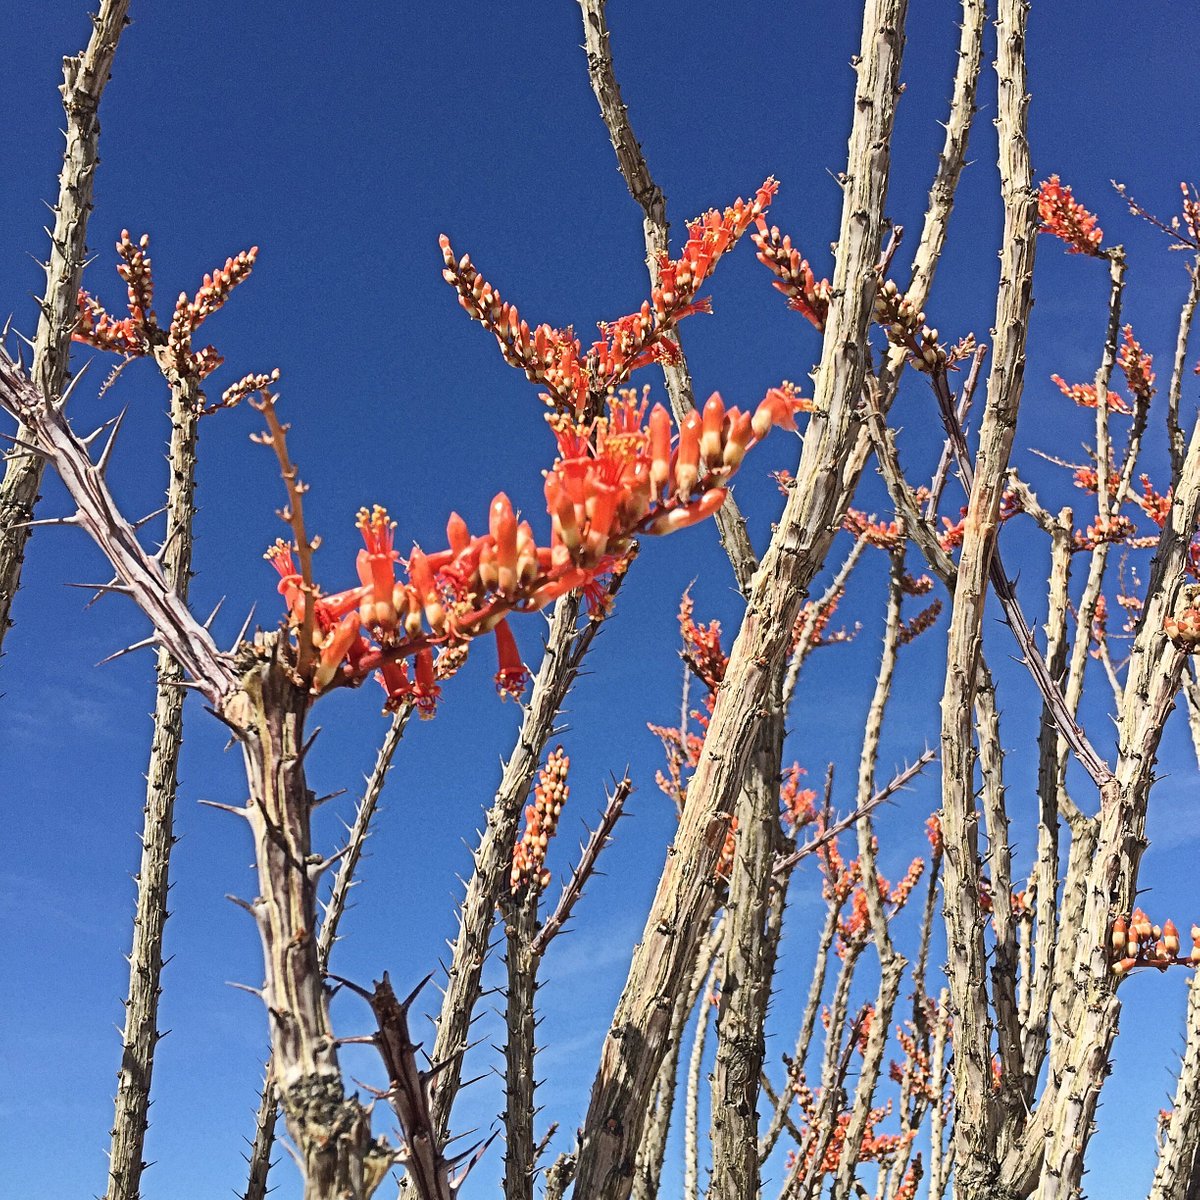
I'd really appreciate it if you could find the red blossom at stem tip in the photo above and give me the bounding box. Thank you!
[264,385,797,715]
[73,229,260,386]
[1038,175,1105,256]
[1118,325,1156,403]
[1050,373,1131,415]
[439,179,777,417]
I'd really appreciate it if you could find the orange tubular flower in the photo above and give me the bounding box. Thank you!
[356,505,398,631]
[266,538,303,621]
[493,618,527,699]
[268,383,789,709]
[700,393,725,468]
[490,493,519,594]
[674,411,702,499]
[313,612,362,693]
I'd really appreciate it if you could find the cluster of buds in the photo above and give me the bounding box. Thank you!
[510,747,569,894]
[268,387,798,713]
[899,598,943,645]
[1165,591,1200,652]
[843,508,906,551]
[1118,325,1156,403]
[74,230,259,384]
[780,763,818,834]
[677,590,728,694]
[924,814,943,857]
[1072,464,1123,495]
[835,858,922,953]
[750,222,831,330]
[821,837,862,907]
[1050,372,1131,414]
[939,490,1021,553]
[1180,182,1200,246]
[1137,475,1172,528]
[803,1103,911,1177]
[1073,513,1140,552]
[890,1023,938,1104]
[441,180,777,417]
[1110,910,1200,975]
[1038,175,1105,256]
[792,588,860,652]
[872,278,946,373]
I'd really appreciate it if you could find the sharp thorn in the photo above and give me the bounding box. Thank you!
[94,405,127,475]
[96,635,157,666]
[203,596,226,630]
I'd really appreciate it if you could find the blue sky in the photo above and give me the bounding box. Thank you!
[2,3,1199,1198]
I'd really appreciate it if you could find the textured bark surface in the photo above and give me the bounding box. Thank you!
[0,0,129,652]
[1150,972,1200,1200]
[1012,420,1200,1198]
[708,702,785,1199]
[244,703,413,1200]
[571,8,907,1194]
[105,371,200,1200]
[422,591,593,1147]
[937,0,1039,1186]
[502,893,540,1200]
[222,637,390,1200]
[576,0,758,596]
[630,917,722,1200]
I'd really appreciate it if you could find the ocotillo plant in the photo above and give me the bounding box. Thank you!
[11,3,1200,1200]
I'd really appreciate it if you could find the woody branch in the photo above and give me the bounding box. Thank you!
[0,0,130,651]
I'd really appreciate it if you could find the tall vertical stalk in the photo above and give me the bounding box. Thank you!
[105,368,200,1200]
[0,0,130,651]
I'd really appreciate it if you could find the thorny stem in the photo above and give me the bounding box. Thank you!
[532,777,631,957]
[772,753,936,878]
[1168,257,1200,483]
[1014,413,1200,1198]
[245,703,413,1200]
[1149,971,1200,1200]
[829,554,909,1200]
[783,532,869,712]
[758,891,843,1164]
[0,0,130,654]
[501,892,540,1200]
[251,388,318,678]
[105,365,202,1200]
[683,964,716,1200]
[576,0,758,595]
[1022,513,1072,1095]
[709,699,786,1199]
[938,0,1039,1186]
[420,583,619,1152]
[925,344,986,521]
[632,916,725,1200]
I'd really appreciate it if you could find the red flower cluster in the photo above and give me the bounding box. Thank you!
[440,180,778,416]
[1038,175,1105,256]
[268,387,798,714]
[780,764,818,834]
[1118,325,1156,402]
[1136,475,1172,528]
[1050,373,1131,415]
[511,746,569,894]
[792,588,860,652]
[1110,910,1200,975]
[677,590,728,695]
[74,230,258,381]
